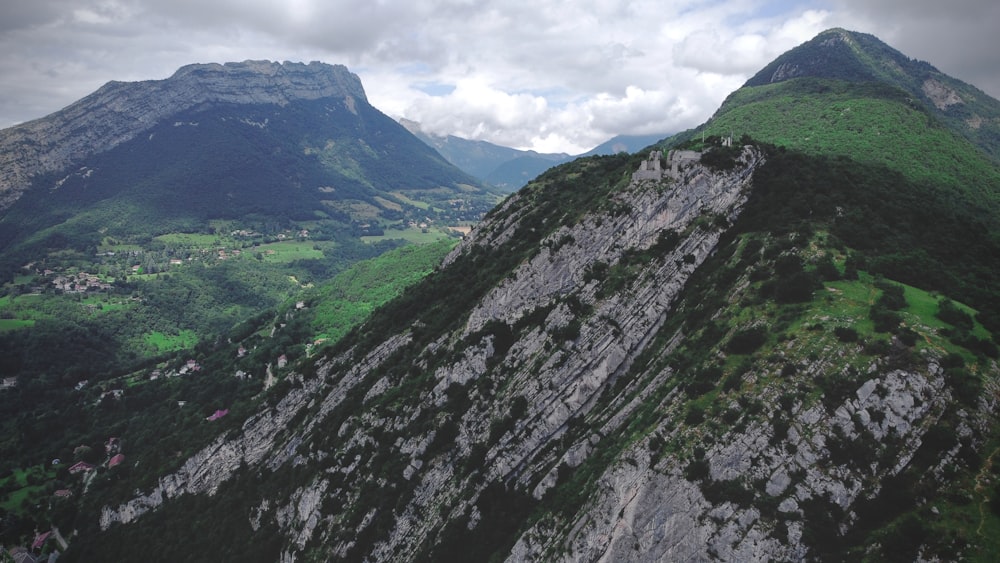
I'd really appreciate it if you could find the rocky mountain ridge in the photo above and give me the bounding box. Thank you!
[0,61,366,211]
[50,30,1000,562]
[93,148,768,559]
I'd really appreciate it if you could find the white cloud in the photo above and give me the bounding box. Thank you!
[0,0,997,153]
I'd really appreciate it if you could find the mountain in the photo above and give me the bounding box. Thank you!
[742,28,1000,165]
[18,31,1000,562]
[0,60,491,506]
[0,61,498,275]
[403,120,670,191]
[401,119,569,191]
[578,133,669,157]
[688,28,1000,216]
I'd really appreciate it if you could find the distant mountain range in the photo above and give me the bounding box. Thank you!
[402,118,668,191]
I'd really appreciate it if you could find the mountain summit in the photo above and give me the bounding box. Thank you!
[30,31,1000,562]
[715,28,1000,168]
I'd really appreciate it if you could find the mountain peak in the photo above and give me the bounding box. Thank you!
[162,59,368,103]
[743,28,934,88]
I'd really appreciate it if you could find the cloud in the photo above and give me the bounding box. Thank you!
[0,0,997,153]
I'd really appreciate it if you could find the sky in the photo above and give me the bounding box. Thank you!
[1,0,998,154]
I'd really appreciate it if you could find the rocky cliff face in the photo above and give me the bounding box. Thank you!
[0,61,366,210]
[97,149,759,553]
[89,137,1000,560]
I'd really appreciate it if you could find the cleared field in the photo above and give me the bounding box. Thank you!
[256,240,326,263]
[361,227,455,245]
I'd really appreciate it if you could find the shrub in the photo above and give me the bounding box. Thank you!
[875,282,907,310]
[726,326,768,354]
[834,326,859,342]
[936,298,974,330]
[685,405,706,425]
[870,305,901,333]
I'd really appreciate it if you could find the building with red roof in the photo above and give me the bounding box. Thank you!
[31,530,52,550]
[68,461,95,474]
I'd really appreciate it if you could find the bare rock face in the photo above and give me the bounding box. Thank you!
[922,78,964,110]
[94,142,997,561]
[97,147,764,554]
[0,61,366,211]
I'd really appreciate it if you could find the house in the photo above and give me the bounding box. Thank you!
[68,461,95,474]
[74,380,89,391]
[1,376,17,389]
[277,354,288,368]
[8,547,38,563]
[54,489,73,498]
[206,409,229,421]
[105,437,120,454]
[99,389,124,402]
[108,454,125,468]
[31,530,52,550]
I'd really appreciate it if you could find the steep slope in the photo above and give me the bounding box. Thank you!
[53,31,1000,562]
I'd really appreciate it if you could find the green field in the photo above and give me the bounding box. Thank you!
[0,318,35,331]
[361,227,457,245]
[0,466,55,512]
[155,232,225,246]
[144,330,199,352]
[256,240,327,263]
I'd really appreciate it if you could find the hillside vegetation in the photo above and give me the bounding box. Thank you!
[692,79,1000,218]
[0,239,454,550]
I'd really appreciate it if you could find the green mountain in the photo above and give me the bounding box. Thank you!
[0,61,497,386]
[0,62,498,277]
[8,31,1000,562]
[686,28,1000,216]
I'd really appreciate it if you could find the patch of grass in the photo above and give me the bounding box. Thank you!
[388,191,431,210]
[143,330,199,352]
[361,227,455,245]
[0,318,35,331]
[255,241,325,263]
[0,465,55,512]
[154,232,224,246]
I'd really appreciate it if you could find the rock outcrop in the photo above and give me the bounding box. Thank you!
[95,143,997,561]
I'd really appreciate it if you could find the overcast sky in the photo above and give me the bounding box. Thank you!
[1,0,997,154]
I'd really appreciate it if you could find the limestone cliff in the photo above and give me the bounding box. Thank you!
[90,134,999,561]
